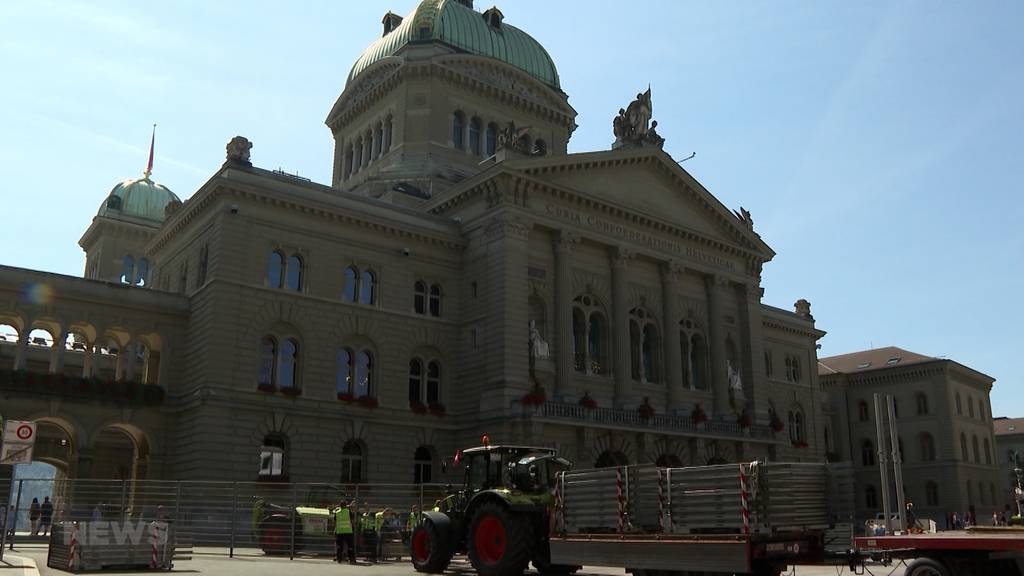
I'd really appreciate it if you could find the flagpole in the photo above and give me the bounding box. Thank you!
[144,124,156,179]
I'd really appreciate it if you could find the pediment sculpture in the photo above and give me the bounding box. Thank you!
[497,121,532,155]
[613,87,665,149]
[226,136,253,166]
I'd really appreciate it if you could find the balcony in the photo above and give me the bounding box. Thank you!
[532,400,778,441]
[0,368,165,407]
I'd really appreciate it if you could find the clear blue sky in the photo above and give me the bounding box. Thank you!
[2,1,1021,413]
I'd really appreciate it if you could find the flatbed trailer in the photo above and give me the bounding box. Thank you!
[854,529,1024,576]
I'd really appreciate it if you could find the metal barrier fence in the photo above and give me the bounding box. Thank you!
[5,478,448,561]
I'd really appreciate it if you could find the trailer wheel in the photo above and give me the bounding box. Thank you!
[905,557,951,576]
[468,502,533,576]
[410,518,453,573]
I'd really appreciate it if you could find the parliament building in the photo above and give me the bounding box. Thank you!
[0,0,828,488]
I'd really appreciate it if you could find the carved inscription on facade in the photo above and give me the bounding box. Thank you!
[544,203,735,271]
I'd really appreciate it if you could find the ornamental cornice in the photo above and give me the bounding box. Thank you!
[762,318,825,339]
[327,60,404,131]
[823,362,947,387]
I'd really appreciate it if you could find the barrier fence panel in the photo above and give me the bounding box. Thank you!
[4,478,447,564]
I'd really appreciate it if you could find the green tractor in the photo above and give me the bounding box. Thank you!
[252,485,344,555]
[410,442,578,576]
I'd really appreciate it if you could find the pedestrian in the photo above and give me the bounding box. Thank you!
[407,505,419,531]
[333,499,355,564]
[951,511,961,530]
[905,501,916,533]
[29,498,41,535]
[39,496,53,536]
[374,507,391,562]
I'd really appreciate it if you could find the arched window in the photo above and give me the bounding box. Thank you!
[919,433,936,462]
[429,284,442,317]
[972,435,980,464]
[690,333,707,390]
[135,258,149,286]
[340,440,363,483]
[360,270,376,305]
[679,327,691,387]
[452,111,465,150]
[121,255,135,284]
[865,485,878,509]
[408,358,423,403]
[469,117,481,155]
[336,348,353,395]
[364,130,373,165]
[984,438,992,465]
[862,440,876,467]
[427,361,441,404]
[414,446,433,484]
[285,254,303,291]
[916,392,929,415]
[533,139,547,156]
[955,392,962,415]
[485,122,497,156]
[629,308,659,382]
[572,295,608,375]
[345,144,354,179]
[375,121,384,158]
[354,137,363,171]
[355,350,373,397]
[960,433,969,461]
[259,433,288,478]
[968,396,975,418]
[414,281,427,314]
[383,115,393,152]
[258,336,277,388]
[858,401,870,422]
[268,251,284,288]
[343,266,358,302]
[279,338,299,391]
[926,481,939,506]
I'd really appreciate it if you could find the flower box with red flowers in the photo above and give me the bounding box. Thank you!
[410,400,428,414]
[737,413,752,429]
[578,394,598,410]
[428,402,446,416]
[356,395,379,409]
[691,405,708,425]
[770,415,785,433]
[792,440,809,448]
[522,387,547,407]
[280,386,301,397]
[257,383,277,393]
[337,392,355,403]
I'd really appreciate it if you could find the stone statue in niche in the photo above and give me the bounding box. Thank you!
[727,360,743,392]
[612,87,665,149]
[226,136,253,166]
[529,320,550,359]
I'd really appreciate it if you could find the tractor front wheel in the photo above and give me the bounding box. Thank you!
[468,502,533,576]
[410,518,453,573]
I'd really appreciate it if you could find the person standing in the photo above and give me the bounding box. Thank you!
[333,500,355,564]
[39,497,53,536]
[29,498,41,535]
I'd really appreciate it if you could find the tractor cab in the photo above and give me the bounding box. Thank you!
[460,445,569,495]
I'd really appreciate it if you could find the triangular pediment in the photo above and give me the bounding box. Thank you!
[509,148,774,259]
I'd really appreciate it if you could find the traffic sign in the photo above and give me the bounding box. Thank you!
[0,443,32,465]
[2,420,35,444]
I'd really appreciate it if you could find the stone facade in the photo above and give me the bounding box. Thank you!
[993,417,1024,515]
[820,347,1003,525]
[0,1,827,488]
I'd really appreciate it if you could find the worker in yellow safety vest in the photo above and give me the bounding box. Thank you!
[333,500,355,564]
[373,507,392,562]
[407,504,419,531]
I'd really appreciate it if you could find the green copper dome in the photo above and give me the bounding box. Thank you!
[347,0,560,90]
[97,177,180,224]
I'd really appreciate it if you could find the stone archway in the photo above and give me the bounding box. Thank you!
[595,450,629,468]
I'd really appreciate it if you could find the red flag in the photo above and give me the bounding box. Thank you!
[144,124,156,178]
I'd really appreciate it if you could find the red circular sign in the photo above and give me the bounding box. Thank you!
[15,424,33,440]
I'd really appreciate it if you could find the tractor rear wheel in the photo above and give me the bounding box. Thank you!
[468,502,533,576]
[410,518,453,573]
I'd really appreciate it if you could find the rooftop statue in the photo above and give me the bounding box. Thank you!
[226,136,253,167]
[497,121,532,155]
[613,87,665,149]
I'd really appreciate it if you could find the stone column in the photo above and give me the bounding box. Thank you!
[705,274,730,417]
[114,343,125,382]
[661,261,684,412]
[82,341,95,378]
[124,340,137,382]
[49,328,67,374]
[481,211,532,394]
[13,317,32,370]
[739,283,767,418]
[611,247,634,408]
[553,231,580,400]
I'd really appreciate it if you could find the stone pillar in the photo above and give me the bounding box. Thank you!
[481,211,532,394]
[49,328,67,374]
[114,343,125,382]
[157,342,171,389]
[553,231,580,400]
[739,283,767,418]
[13,318,32,370]
[611,247,634,408]
[124,341,137,382]
[74,447,96,479]
[705,274,730,417]
[82,342,95,378]
[661,261,684,412]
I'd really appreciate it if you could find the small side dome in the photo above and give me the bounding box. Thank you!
[97,177,181,224]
